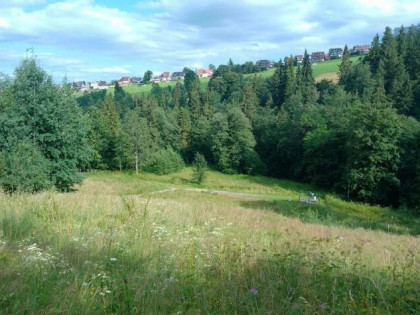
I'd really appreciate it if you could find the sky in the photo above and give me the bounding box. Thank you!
[0,0,419,82]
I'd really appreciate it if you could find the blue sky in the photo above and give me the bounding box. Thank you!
[0,0,419,82]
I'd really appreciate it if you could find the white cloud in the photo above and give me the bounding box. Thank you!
[0,0,419,81]
[85,67,130,74]
[0,0,47,8]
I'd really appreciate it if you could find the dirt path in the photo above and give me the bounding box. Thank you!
[144,187,260,199]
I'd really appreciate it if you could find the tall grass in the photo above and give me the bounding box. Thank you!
[1,170,419,313]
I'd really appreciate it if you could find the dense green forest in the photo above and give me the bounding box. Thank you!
[1,26,420,209]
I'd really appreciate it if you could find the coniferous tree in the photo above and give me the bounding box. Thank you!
[271,60,286,108]
[298,50,318,104]
[0,59,89,192]
[172,81,185,109]
[240,81,258,123]
[100,94,121,169]
[284,56,297,102]
[365,34,381,75]
[184,69,202,121]
[381,27,399,94]
[389,55,413,115]
[178,107,192,148]
[338,45,352,90]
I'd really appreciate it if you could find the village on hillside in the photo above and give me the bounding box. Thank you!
[73,44,371,92]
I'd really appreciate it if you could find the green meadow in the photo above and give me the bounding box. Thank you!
[105,57,361,96]
[1,169,419,313]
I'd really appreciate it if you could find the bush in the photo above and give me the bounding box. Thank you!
[191,152,207,185]
[241,149,267,175]
[144,147,184,175]
[0,141,51,193]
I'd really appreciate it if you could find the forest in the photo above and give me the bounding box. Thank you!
[1,25,420,210]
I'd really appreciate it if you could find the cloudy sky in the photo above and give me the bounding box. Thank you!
[0,0,419,82]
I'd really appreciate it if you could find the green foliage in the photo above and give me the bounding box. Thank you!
[121,109,153,173]
[191,152,207,184]
[2,171,420,314]
[338,45,353,88]
[143,70,153,84]
[99,94,121,170]
[144,147,185,175]
[0,59,89,192]
[210,107,259,174]
[345,101,402,204]
[76,89,107,109]
[0,141,51,193]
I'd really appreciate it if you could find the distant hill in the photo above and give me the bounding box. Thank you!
[108,56,360,96]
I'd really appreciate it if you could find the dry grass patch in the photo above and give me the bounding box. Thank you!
[1,172,420,314]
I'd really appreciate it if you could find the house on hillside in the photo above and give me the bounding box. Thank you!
[351,45,371,55]
[119,76,131,86]
[256,59,274,69]
[130,77,142,84]
[98,81,108,90]
[329,48,343,59]
[159,72,171,81]
[196,69,213,78]
[90,81,99,89]
[72,81,87,92]
[311,51,325,63]
[295,55,303,65]
[151,77,161,83]
[171,72,185,81]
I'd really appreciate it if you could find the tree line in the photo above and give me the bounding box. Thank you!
[1,25,419,210]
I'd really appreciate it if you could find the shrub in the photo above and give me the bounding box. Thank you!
[0,141,51,193]
[144,147,184,175]
[191,152,207,185]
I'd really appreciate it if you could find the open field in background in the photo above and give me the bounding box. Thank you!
[311,56,359,78]
[1,169,420,313]
[103,56,362,97]
[107,78,211,97]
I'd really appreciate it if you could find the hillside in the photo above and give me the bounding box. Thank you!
[1,170,419,313]
[108,56,361,96]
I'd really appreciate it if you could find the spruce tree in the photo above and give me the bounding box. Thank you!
[101,94,121,169]
[338,45,352,90]
[0,59,89,192]
[241,81,258,123]
[366,34,381,75]
[271,60,286,108]
[298,50,318,104]
[381,26,399,94]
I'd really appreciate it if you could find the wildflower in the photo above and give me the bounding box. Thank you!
[82,282,88,287]
[319,303,327,311]
[250,288,258,295]
[110,257,117,262]
[105,290,111,294]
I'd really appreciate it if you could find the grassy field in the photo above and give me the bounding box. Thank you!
[107,78,211,97]
[105,57,360,97]
[1,169,419,313]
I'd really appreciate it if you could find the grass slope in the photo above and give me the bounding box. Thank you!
[1,169,419,314]
[106,57,361,96]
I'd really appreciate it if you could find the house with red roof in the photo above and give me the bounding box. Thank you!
[196,69,213,78]
[159,72,171,81]
[119,76,131,86]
